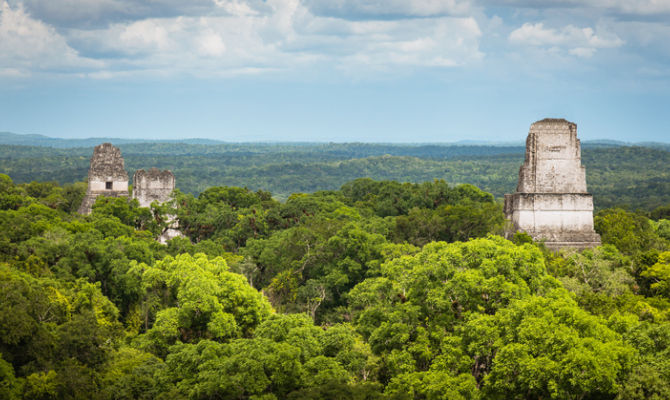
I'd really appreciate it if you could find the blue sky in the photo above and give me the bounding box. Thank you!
[0,0,669,142]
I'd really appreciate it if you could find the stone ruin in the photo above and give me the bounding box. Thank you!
[133,168,175,208]
[78,143,182,243]
[133,168,181,243]
[504,118,601,250]
[78,143,129,214]
[81,122,602,249]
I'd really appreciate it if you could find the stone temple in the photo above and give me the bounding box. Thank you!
[133,168,182,243]
[504,118,601,249]
[78,144,182,243]
[78,143,129,214]
[133,168,176,208]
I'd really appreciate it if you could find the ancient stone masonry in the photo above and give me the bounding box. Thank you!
[133,168,182,243]
[78,144,182,243]
[504,119,601,250]
[78,143,129,214]
[133,168,175,208]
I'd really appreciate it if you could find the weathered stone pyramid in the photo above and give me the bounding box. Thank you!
[78,143,129,214]
[78,144,182,243]
[504,118,601,249]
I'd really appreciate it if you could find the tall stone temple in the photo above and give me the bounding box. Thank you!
[78,143,129,214]
[78,143,182,243]
[504,118,601,249]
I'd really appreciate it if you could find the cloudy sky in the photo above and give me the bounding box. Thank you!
[0,0,669,142]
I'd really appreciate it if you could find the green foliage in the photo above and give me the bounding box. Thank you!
[347,237,653,399]
[1,174,670,399]
[98,347,166,400]
[511,231,534,245]
[2,142,669,210]
[174,187,280,249]
[0,264,121,398]
[133,253,272,356]
[92,196,154,231]
[239,179,503,321]
[475,293,635,399]
[556,245,635,297]
[595,208,664,254]
[642,252,670,298]
[0,353,21,400]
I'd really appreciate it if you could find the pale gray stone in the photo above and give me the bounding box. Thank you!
[132,168,181,243]
[504,119,601,250]
[78,143,129,214]
[132,168,175,208]
[78,143,182,243]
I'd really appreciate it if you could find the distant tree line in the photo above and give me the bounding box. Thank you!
[1,143,668,210]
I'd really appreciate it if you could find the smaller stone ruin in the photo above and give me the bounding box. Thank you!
[132,168,181,243]
[78,143,129,214]
[78,144,182,243]
[504,118,601,250]
[133,168,175,208]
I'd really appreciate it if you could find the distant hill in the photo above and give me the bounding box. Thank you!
[0,131,224,148]
[1,139,669,211]
[2,131,667,149]
[2,130,669,211]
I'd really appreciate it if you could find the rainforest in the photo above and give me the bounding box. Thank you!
[3,0,670,397]
[1,166,670,399]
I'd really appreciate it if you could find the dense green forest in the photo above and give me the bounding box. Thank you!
[2,172,670,399]
[1,141,669,210]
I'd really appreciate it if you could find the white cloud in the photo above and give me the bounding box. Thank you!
[118,19,171,53]
[343,17,483,67]
[0,67,27,77]
[509,22,623,57]
[213,0,261,16]
[17,0,236,27]
[303,0,473,18]
[198,31,227,57]
[3,0,483,78]
[0,1,101,74]
[481,0,670,15]
[568,47,596,57]
[602,0,670,15]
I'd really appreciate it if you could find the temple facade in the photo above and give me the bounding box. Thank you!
[504,118,601,249]
[133,168,181,243]
[132,168,175,208]
[78,143,129,214]
[78,144,182,243]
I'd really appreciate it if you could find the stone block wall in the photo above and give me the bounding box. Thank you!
[78,144,183,243]
[505,119,601,250]
[132,168,181,243]
[132,168,175,208]
[78,143,129,214]
[516,119,587,194]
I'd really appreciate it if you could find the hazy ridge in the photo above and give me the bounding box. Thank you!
[1,131,669,211]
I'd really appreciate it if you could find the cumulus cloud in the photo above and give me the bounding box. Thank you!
[1,0,485,78]
[601,0,670,16]
[0,1,101,73]
[481,0,670,16]
[15,0,241,28]
[10,0,663,80]
[334,17,483,68]
[303,0,473,19]
[509,22,623,57]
